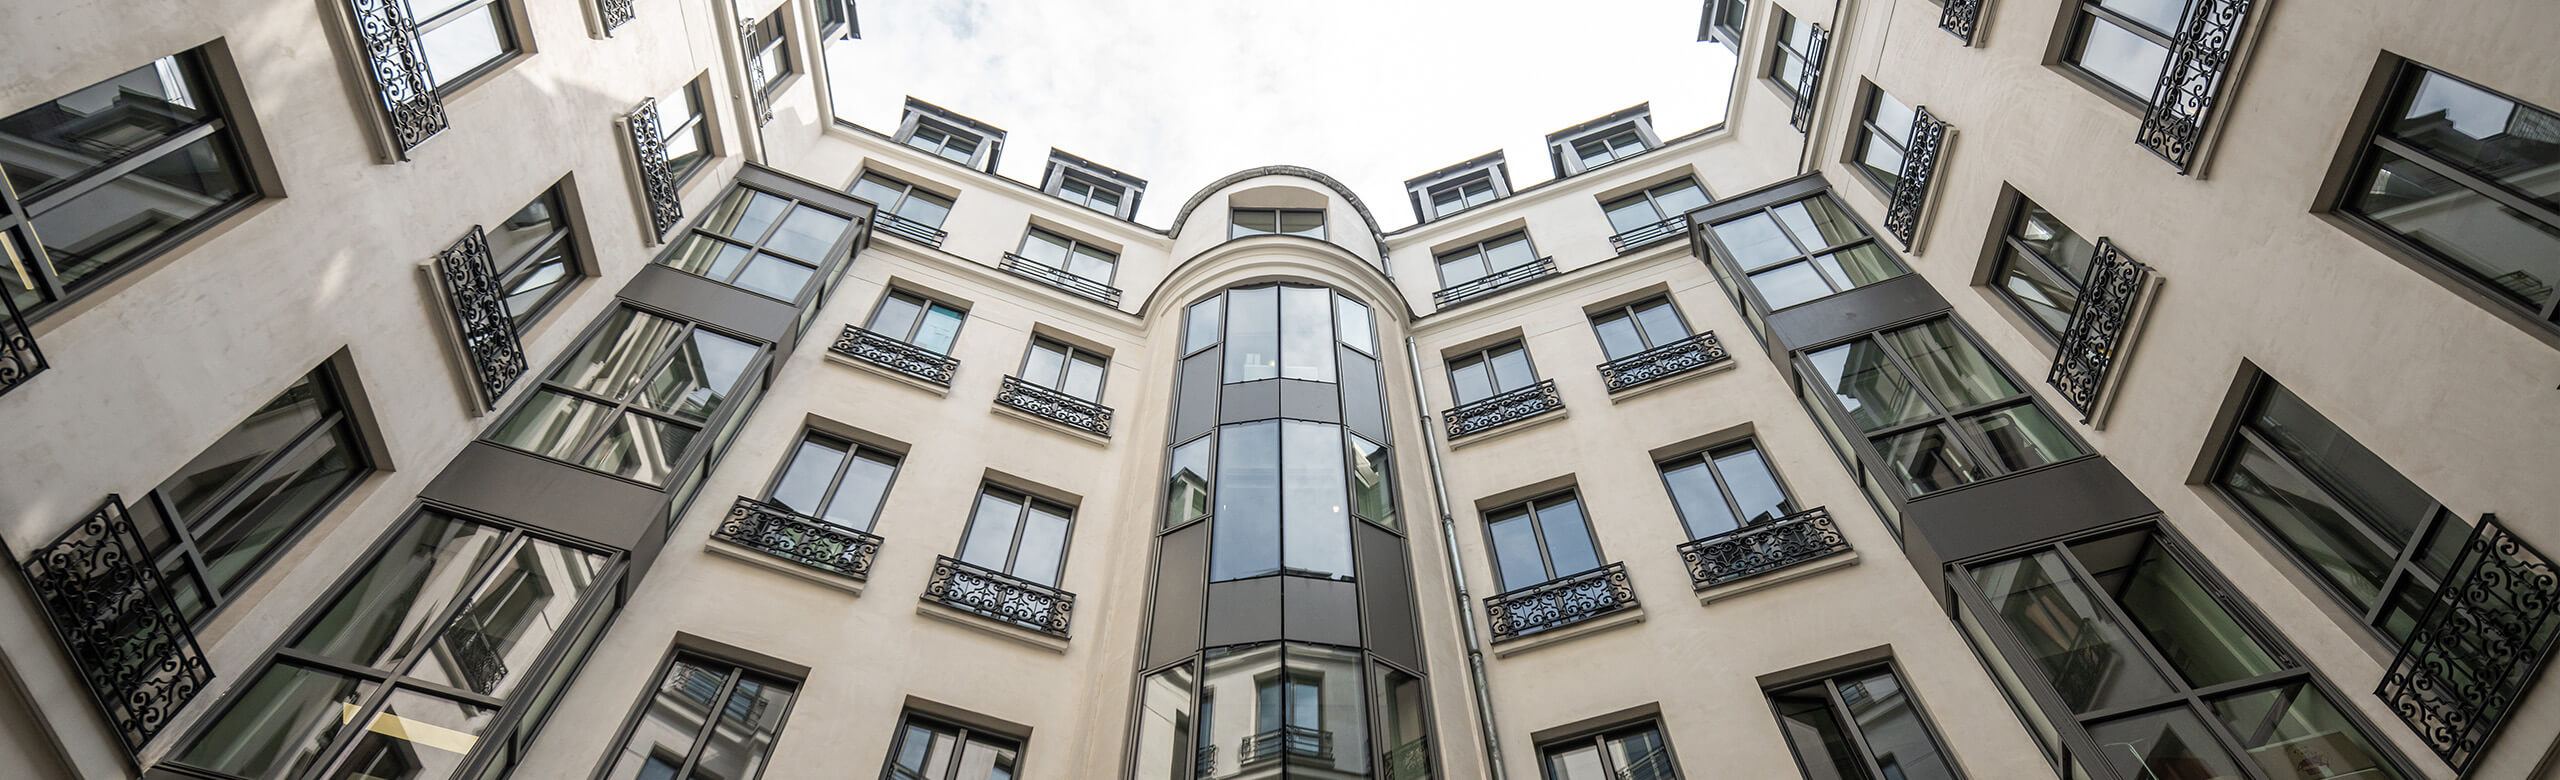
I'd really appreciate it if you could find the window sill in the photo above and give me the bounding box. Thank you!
[705,537,867,596]
[1696,550,1857,605]
[915,600,1070,654]
[1488,605,1645,659]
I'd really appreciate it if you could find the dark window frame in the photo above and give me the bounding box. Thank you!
[589,651,803,780]
[485,304,769,487]
[1586,295,1693,360]
[1444,340,1542,406]
[1769,10,1818,101]
[655,184,859,303]
[1705,193,1910,313]
[490,182,585,333]
[749,14,795,99]
[1479,490,1606,591]
[655,77,714,187]
[1016,335,1110,402]
[1795,316,2089,497]
[1570,123,1652,172]
[880,710,1025,780]
[1535,718,1684,780]
[760,428,903,532]
[863,288,970,353]
[903,118,985,165]
[408,0,525,95]
[1055,171,1126,214]
[1427,172,1498,218]
[1432,231,1544,290]
[1654,437,1800,540]
[850,171,957,229]
[1850,84,1916,194]
[1706,0,1747,47]
[1598,178,1711,236]
[954,483,1077,587]
[1229,207,1327,241]
[1764,660,1967,780]
[1983,192,2097,344]
[1016,227,1120,286]
[2057,0,2186,109]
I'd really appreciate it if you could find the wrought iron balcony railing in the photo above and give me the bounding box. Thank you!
[1789,24,1830,133]
[2136,0,2257,173]
[2378,514,2560,776]
[831,324,959,387]
[1484,562,1637,642]
[434,226,530,408]
[999,253,1123,306]
[1432,257,1558,307]
[2046,239,2156,424]
[1939,0,1984,44]
[442,608,510,695]
[1443,379,1563,439]
[1607,215,1689,254]
[1384,738,1432,780]
[874,212,949,248]
[0,277,49,398]
[1195,743,1218,777]
[923,555,1075,639]
[1881,107,1949,250]
[346,0,447,157]
[1676,507,1852,590]
[712,496,885,580]
[1241,725,1335,764]
[13,496,214,755]
[996,376,1113,437]
[628,97,684,240]
[739,17,772,126]
[1597,331,1729,393]
[598,0,636,34]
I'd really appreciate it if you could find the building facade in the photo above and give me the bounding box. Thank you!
[1,0,2555,779]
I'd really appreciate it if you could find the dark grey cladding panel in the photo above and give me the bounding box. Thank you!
[1148,522,1210,669]
[1903,455,2161,603]
[1175,350,1220,444]
[1205,577,1283,647]
[737,163,877,222]
[1340,349,1386,442]
[423,442,667,553]
[1220,379,1280,424]
[1355,522,1420,670]
[1282,576,1360,646]
[1278,379,1341,424]
[619,264,798,347]
[1766,273,1952,352]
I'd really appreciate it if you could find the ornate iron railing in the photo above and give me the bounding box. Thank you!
[1598,331,1729,393]
[1882,107,1949,249]
[1433,257,1558,308]
[2136,0,2255,173]
[14,496,214,755]
[712,496,885,580]
[2046,239,2155,423]
[1677,507,1851,589]
[923,555,1074,639]
[598,0,636,34]
[996,376,1113,437]
[1241,725,1334,764]
[2378,515,2560,776]
[435,226,529,408]
[1608,215,1689,254]
[347,0,447,157]
[1384,738,1431,780]
[740,17,772,127]
[999,253,1123,306]
[874,212,949,248]
[1939,0,1985,44]
[1444,379,1563,438]
[1484,562,1637,642]
[0,273,48,398]
[1789,24,1830,133]
[831,324,958,387]
[443,607,509,695]
[628,97,684,240]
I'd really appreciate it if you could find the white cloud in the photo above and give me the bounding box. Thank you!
[827,0,1736,228]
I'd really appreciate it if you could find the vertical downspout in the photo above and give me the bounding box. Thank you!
[1405,336,1507,780]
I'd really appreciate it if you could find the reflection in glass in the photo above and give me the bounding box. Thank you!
[1883,320,2019,409]
[1348,434,1395,529]
[1836,668,1960,780]
[2207,683,2405,780]
[1225,286,1279,383]
[1132,666,1196,780]
[410,538,608,698]
[1964,405,2081,473]
[1212,422,1281,581]
[34,133,247,289]
[1166,436,1212,529]
[1185,298,1221,354]
[1970,550,2175,712]
[1808,340,1933,431]
[330,688,497,780]
[2071,17,2171,99]
[1282,420,1351,579]
[2090,534,2281,689]
[294,512,509,669]
[178,665,374,779]
[601,662,797,780]
[2086,708,2247,780]
[1279,286,1337,382]
[1375,666,1431,780]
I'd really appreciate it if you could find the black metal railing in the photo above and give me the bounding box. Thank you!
[435,226,529,408]
[2378,515,2560,776]
[998,253,1122,306]
[831,324,959,387]
[1241,725,1335,764]
[996,376,1113,437]
[1677,507,1852,590]
[923,555,1074,639]
[1882,107,1948,249]
[1939,0,1984,44]
[14,496,215,755]
[346,0,446,157]
[739,17,772,126]
[1597,331,1729,393]
[2136,0,2255,173]
[1383,738,1431,780]
[0,277,49,398]
[1195,743,1218,777]
[598,0,636,34]
[1790,24,1830,133]
[443,607,510,695]
[1608,215,1689,254]
[712,496,885,580]
[1443,379,1564,439]
[1432,257,1558,307]
[628,97,684,240]
[2046,238,2154,422]
[1484,562,1637,642]
[874,212,948,248]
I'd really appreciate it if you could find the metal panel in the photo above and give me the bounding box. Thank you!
[1175,350,1220,443]
[1766,272,1951,352]
[1339,349,1386,442]
[1277,378,1341,424]
[1147,522,1210,669]
[1907,456,2158,603]
[618,265,798,347]
[421,442,669,554]
[1282,576,1361,647]
[1204,577,1284,647]
[1220,379,1281,424]
[1355,522,1421,670]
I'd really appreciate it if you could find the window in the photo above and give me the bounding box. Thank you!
[1220,285,1342,383]
[1588,296,1692,361]
[2061,0,2189,103]
[1484,492,1602,592]
[816,0,855,37]
[399,0,520,91]
[486,184,582,331]
[659,185,853,301]
[1853,87,1918,191]
[956,486,1074,587]
[1195,643,1373,775]
[1058,172,1124,214]
[1658,440,1796,540]
[2338,63,2560,330]
[1541,721,1678,780]
[0,49,257,318]
[765,430,898,532]
[748,14,793,97]
[1429,173,1498,218]
[1446,341,1538,406]
[1019,336,1107,402]
[129,365,370,624]
[2210,377,2466,643]
[596,657,797,780]
[904,120,982,165]
[1601,179,1711,236]
[1208,420,1354,582]
[1572,125,1650,171]
[1954,525,2417,780]
[488,307,760,485]
[648,78,712,185]
[885,713,1022,780]
[867,290,967,354]
[1768,665,1961,780]
[850,172,956,229]
[1707,194,1905,310]
[1706,0,1747,44]
[1803,318,2083,496]
[1231,208,1325,240]
[175,509,616,780]
[1434,233,1542,290]
[1017,228,1118,284]
[1987,196,2100,341]
[1771,11,1819,99]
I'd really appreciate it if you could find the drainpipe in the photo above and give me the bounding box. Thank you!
[1405,336,1508,780]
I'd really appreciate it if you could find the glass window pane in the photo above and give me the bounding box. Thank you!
[1225,286,1280,382]
[1883,320,2020,409]
[178,665,376,779]
[2097,0,2190,34]
[1771,684,1877,780]
[2072,18,2172,98]
[332,687,497,780]
[896,190,952,228]
[2388,70,2560,210]
[1605,197,1662,234]
[0,55,217,196]
[582,413,698,485]
[33,132,249,292]
[1811,244,1905,290]
[732,253,813,300]
[1213,422,1282,580]
[1280,286,1336,382]
[193,428,363,594]
[686,676,795,780]
[2015,202,2100,284]
[641,328,758,422]
[1858,134,1907,189]
[1870,91,1916,143]
[1011,503,1070,586]
[1713,212,1802,270]
[1594,314,1645,360]
[1438,251,1490,286]
[293,511,508,668]
[489,391,617,460]
[1336,295,1375,352]
[868,293,922,338]
[765,206,850,260]
[1068,246,1116,282]
[1808,340,1935,431]
[2207,683,2408,780]
[1878,424,1982,495]
[1653,182,1711,218]
[1663,459,1742,539]
[1232,209,1279,237]
[417,6,507,88]
[1535,498,1600,577]
[499,240,575,329]
[156,373,331,521]
[1969,551,2176,713]
[1487,509,1548,591]
[1282,420,1351,579]
[1488,346,1536,392]
[660,234,750,281]
[1751,261,1837,309]
[1773,197,1867,249]
[1020,230,1071,267]
[1166,436,1213,530]
[849,176,905,213]
[1186,298,1222,353]
[2245,383,2437,540]
[484,194,563,269]
[1484,234,1536,271]
[768,437,849,517]
[914,305,965,354]
[1995,247,2085,337]
[551,309,686,398]
[958,492,1024,572]
[1022,342,1067,388]
[889,723,956,776]
[1374,667,1429,780]
[1837,668,1960,780]
[1280,210,1325,239]
[1713,445,1795,524]
[698,189,789,242]
[825,451,897,532]
[1132,666,1196,780]
[2086,708,2250,780]
[1963,404,2083,472]
[600,662,722,780]
[2087,534,2283,688]
[1449,358,1494,405]
[1063,354,1105,401]
[1633,301,1688,345]
[2214,438,2395,609]
[1348,434,1394,529]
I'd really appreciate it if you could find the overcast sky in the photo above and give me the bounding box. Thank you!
[824,0,1737,229]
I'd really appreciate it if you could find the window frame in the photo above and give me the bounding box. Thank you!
[1654,438,1800,541]
[590,652,803,780]
[1444,340,1541,406]
[485,305,767,486]
[1427,173,1498,218]
[489,183,585,333]
[1056,171,1125,214]
[1599,178,1711,237]
[655,185,859,304]
[955,483,1076,586]
[864,288,969,353]
[1433,231,1544,290]
[903,119,985,165]
[1764,660,1968,780]
[407,0,525,95]
[760,428,902,532]
[850,171,957,229]
[1229,207,1327,241]
[1769,10,1817,100]
[1016,227,1120,285]
[749,14,795,98]
[1480,490,1606,592]
[2058,0,2186,109]
[1016,335,1109,402]
[880,710,1025,780]
[654,77,714,187]
[1536,719,1683,780]
[1706,0,1747,47]
[1795,316,2089,497]
[1850,85,1916,194]
[1586,295,1693,360]
[1704,193,1909,313]
[1984,193,2097,344]
[1569,124,1651,171]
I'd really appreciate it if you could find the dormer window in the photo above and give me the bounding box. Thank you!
[1041,150,1147,219]
[1573,126,1648,170]
[1546,105,1661,177]
[1404,151,1512,222]
[894,97,1006,172]
[1232,208,1325,240]
[904,120,979,164]
[1430,175,1497,217]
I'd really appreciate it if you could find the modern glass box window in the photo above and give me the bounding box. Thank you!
[1209,419,1355,581]
[0,49,257,318]
[1853,86,1918,192]
[904,120,982,165]
[1434,232,1542,291]
[1191,643,1379,777]
[1484,492,1604,592]
[1803,318,2083,496]
[885,713,1021,780]
[1017,228,1118,285]
[1601,179,1710,236]
[1540,721,1678,780]
[748,14,793,98]
[488,307,760,485]
[1220,285,1353,383]
[1707,194,1905,310]
[957,486,1074,588]
[1659,440,1795,540]
[402,0,521,92]
[648,79,712,185]
[866,290,967,354]
[595,656,797,780]
[487,184,582,331]
[1588,296,1691,361]
[850,172,956,229]
[1572,124,1650,171]
[1446,341,1538,406]
[2061,0,2191,104]
[1429,173,1498,218]
[1768,665,1962,780]
[766,430,898,532]
[1987,196,2100,342]
[1019,336,1107,402]
[658,185,854,301]
[1231,208,1325,240]
[2338,63,2560,331]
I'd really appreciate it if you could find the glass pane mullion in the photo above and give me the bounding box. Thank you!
[19,120,226,210]
[673,669,746,777]
[2368,135,2560,227]
[1822,680,1898,780]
